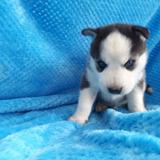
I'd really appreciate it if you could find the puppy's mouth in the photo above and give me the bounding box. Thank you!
[108,87,122,95]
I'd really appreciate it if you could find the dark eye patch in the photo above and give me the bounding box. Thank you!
[96,60,108,72]
[124,59,136,70]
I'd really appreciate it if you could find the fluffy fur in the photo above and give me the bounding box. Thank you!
[69,23,149,124]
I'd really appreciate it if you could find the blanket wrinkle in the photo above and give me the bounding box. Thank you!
[0,0,160,159]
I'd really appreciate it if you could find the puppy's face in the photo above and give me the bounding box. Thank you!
[82,24,149,95]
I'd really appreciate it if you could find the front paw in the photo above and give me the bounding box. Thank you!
[128,106,147,112]
[68,115,88,125]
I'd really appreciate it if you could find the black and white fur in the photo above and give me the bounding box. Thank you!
[69,23,150,125]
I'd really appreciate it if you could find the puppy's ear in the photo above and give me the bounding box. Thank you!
[132,25,150,40]
[82,28,99,39]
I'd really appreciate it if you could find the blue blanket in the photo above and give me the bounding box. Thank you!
[0,0,160,159]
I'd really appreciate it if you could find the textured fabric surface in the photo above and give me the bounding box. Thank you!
[0,0,160,159]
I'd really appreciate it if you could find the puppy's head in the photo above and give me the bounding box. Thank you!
[82,23,149,95]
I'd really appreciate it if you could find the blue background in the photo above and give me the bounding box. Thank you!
[0,0,160,159]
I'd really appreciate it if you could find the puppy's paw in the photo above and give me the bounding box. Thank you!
[141,108,147,112]
[128,106,147,112]
[68,115,88,125]
[94,103,108,112]
[139,108,147,112]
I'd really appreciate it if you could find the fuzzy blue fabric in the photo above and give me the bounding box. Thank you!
[0,0,160,159]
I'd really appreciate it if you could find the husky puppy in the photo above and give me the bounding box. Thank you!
[69,23,150,125]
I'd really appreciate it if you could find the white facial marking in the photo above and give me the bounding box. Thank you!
[101,31,132,63]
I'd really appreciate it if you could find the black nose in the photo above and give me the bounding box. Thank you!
[108,87,122,94]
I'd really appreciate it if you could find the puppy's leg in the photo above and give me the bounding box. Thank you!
[68,87,97,124]
[127,82,146,112]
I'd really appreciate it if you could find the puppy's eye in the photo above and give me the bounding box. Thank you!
[124,60,135,70]
[97,60,107,72]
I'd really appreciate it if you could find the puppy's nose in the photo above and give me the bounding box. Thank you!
[108,87,122,94]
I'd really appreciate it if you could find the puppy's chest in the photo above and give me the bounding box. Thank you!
[96,91,127,107]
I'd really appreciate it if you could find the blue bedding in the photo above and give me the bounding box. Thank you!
[0,0,160,159]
